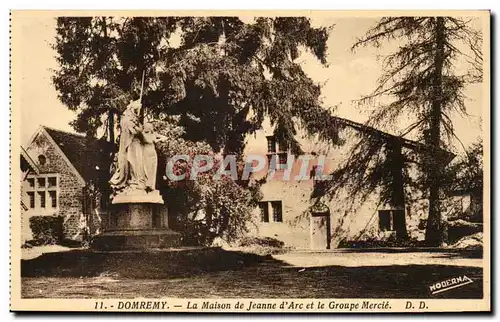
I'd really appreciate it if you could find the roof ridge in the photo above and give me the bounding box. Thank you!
[41,125,86,138]
[42,125,114,145]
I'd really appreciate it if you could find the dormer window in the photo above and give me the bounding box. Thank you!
[266,136,289,170]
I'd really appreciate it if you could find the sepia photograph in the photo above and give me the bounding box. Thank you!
[9,10,490,312]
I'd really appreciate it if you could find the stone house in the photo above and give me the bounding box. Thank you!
[20,126,114,242]
[243,118,442,249]
[20,122,445,249]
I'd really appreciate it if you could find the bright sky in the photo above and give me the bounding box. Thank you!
[18,15,483,152]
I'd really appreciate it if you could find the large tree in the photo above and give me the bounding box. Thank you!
[53,17,342,155]
[53,16,344,245]
[327,17,483,246]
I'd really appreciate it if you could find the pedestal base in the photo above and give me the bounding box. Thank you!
[91,229,182,250]
[92,198,181,250]
[111,189,164,204]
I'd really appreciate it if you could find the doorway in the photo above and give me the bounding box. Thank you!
[310,203,331,249]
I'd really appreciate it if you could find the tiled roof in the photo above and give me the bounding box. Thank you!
[43,126,115,186]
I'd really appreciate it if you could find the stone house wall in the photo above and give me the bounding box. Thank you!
[243,118,428,249]
[22,130,85,241]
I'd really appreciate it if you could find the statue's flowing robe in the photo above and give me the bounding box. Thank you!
[142,132,158,190]
[109,109,147,190]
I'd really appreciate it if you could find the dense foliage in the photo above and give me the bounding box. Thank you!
[152,118,262,245]
[29,215,65,245]
[53,17,341,154]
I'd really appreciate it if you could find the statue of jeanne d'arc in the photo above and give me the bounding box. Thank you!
[109,99,168,196]
[109,99,145,193]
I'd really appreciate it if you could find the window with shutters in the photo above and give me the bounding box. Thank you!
[258,202,269,222]
[259,201,283,223]
[271,201,283,222]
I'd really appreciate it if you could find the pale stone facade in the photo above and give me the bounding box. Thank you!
[243,119,428,249]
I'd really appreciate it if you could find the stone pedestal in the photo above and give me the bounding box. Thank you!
[115,203,154,230]
[91,190,181,250]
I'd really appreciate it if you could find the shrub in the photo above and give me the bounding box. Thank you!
[235,236,291,256]
[29,215,64,245]
[153,120,261,247]
[238,236,285,248]
[338,235,424,248]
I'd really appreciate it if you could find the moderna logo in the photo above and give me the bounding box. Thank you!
[429,275,474,295]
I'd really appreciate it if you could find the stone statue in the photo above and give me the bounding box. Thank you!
[94,90,178,252]
[109,99,147,193]
[109,99,167,204]
[141,122,168,191]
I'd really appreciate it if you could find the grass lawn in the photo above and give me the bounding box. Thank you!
[21,248,483,299]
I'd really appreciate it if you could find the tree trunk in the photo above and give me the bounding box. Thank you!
[425,17,446,246]
[108,110,115,143]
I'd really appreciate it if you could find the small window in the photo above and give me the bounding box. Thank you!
[38,154,47,165]
[271,201,283,222]
[278,153,288,169]
[258,202,269,222]
[266,136,276,153]
[38,191,46,208]
[27,178,35,188]
[311,165,318,179]
[48,176,57,188]
[379,210,393,231]
[311,165,328,196]
[37,177,46,189]
[49,191,57,208]
[27,192,35,209]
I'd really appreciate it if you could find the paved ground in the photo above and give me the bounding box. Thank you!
[21,248,483,299]
[274,249,483,268]
[21,245,75,260]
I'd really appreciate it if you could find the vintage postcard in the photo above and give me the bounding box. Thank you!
[10,10,490,312]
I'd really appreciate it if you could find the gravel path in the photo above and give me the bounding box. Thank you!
[22,249,483,299]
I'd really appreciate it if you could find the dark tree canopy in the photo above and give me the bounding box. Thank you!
[53,16,341,155]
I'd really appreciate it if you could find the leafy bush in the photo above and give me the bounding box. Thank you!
[238,237,285,248]
[29,216,64,245]
[153,119,261,246]
[338,234,424,248]
[234,236,292,256]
